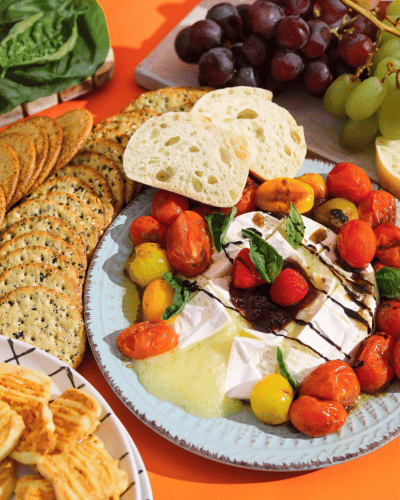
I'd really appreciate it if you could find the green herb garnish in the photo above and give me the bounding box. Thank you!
[241,228,283,283]
[205,207,237,252]
[277,347,299,392]
[161,272,198,320]
[376,266,400,298]
[286,203,304,249]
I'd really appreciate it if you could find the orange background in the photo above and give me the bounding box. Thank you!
[25,0,400,498]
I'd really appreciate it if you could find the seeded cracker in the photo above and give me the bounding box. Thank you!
[0,286,86,368]
[0,143,19,208]
[0,133,36,207]
[0,187,6,229]
[52,109,93,173]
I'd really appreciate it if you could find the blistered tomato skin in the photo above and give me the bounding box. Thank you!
[289,395,347,437]
[142,278,176,324]
[127,242,172,288]
[116,320,179,359]
[299,359,360,408]
[166,210,211,277]
[150,190,190,226]
[234,176,258,215]
[376,299,400,339]
[358,190,397,228]
[337,219,376,269]
[354,333,395,393]
[374,223,400,268]
[129,215,167,246]
[256,177,314,214]
[392,338,400,379]
[296,173,328,202]
[326,162,372,204]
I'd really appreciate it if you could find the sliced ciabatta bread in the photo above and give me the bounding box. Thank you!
[190,86,306,181]
[123,111,249,207]
[376,136,400,198]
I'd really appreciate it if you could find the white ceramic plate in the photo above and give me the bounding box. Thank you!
[0,336,152,500]
[84,158,400,471]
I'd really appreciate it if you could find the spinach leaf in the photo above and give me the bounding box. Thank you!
[204,208,237,253]
[286,203,304,249]
[242,228,283,283]
[161,273,199,320]
[376,266,400,298]
[277,347,299,392]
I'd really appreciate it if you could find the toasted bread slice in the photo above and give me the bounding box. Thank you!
[0,401,25,461]
[0,458,17,500]
[15,474,55,500]
[49,389,102,452]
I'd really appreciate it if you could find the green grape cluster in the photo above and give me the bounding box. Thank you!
[323,0,400,150]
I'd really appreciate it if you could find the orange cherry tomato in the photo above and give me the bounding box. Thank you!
[234,176,258,216]
[374,223,400,268]
[296,173,328,202]
[372,259,386,273]
[231,248,266,289]
[392,337,400,379]
[376,299,400,339]
[326,162,371,204]
[299,359,360,408]
[353,333,395,393]
[289,395,347,437]
[150,190,189,226]
[129,215,167,246]
[166,210,211,277]
[337,219,377,269]
[116,320,179,359]
[358,190,397,228]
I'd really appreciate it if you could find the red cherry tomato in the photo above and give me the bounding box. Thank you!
[129,215,167,246]
[150,190,189,226]
[116,320,179,359]
[358,190,397,228]
[234,176,258,216]
[166,210,211,277]
[374,223,400,268]
[299,359,360,408]
[337,219,377,269]
[353,333,395,393]
[231,248,266,289]
[392,337,400,379]
[326,162,371,204]
[289,395,347,437]
[376,299,400,339]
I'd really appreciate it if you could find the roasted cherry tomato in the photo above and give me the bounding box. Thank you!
[296,173,328,202]
[392,337,400,379]
[372,259,386,273]
[116,320,179,359]
[231,248,266,289]
[376,299,400,339]
[299,359,360,408]
[337,219,376,269]
[358,190,397,228]
[256,177,314,214]
[289,395,347,437]
[326,162,371,204]
[234,176,258,215]
[353,333,395,393]
[150,190,189,226]
[166,210,211,277]
[374,223,400,268]
[129,215,167,246]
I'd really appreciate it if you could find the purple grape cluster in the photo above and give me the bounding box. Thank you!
[174,0,380,96]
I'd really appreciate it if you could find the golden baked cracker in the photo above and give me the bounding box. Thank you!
[0,188,5,229]
[70,151,125,214]
[0,458,17,500]
[0,142,19,208]
[89,126,130,148]
[28,176,105,232]
[0,232,86,292]
[0,246,81,295]
[50,388,102,452]
[122,86,213,113]
[0,121,49,190]
[26,116,63,193]
[54,165,114,228]
[0,286,86,369]
[52,109,93,173]
[0,263,82,313]
[0,133,36,206]
[0,400,25,462]
[14,475,55,500]
[37,434,129,500]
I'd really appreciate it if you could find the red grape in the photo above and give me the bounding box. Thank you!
[284,0,311,16]
[228,66,258,87]
[188,19,223,54]
[199,47,235,86]
[276,15,310,50]
[206,3,243,40]
[248,0,285,39]
[312,0,347,25]
[338,32,373,68]
[303,58,333,95]
[271,49,304,81]
[301,20,331,58]
[241,33,268,66]
[376,1,392,20]
[346,16,378,40]
[175,27,202,64]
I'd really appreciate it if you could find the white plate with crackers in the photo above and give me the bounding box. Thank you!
[0,336,152,500]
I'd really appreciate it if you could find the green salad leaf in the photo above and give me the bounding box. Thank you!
[286,203,304,249]
[241,228,283,283]
[204,208,237,253]
[376,266,400,298]
[277,347,299,392]
[161,273,199,321]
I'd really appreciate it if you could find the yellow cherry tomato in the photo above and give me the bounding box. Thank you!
[142,278,176,324]
[127,242,172,288]
[256,177,314,214]
[250,373,294,425]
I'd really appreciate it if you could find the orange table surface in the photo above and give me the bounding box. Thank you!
[25,0,400,498]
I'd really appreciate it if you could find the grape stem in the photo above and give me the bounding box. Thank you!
[339,0,400,38]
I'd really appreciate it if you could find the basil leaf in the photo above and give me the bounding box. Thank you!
[162,273,198,320]
[376,266,400,298]
[277,347,299,392]
[205,207,237,253]
[241,229,283,283]
[286,203,304,249]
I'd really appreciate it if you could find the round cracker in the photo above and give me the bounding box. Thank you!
[52,109,93,173]
[0,286,86,368]
[0,142,19,207]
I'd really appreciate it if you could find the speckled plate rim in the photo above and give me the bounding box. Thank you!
[84,158,400,472]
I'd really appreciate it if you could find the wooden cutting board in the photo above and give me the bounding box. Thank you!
[134,0,378,181]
